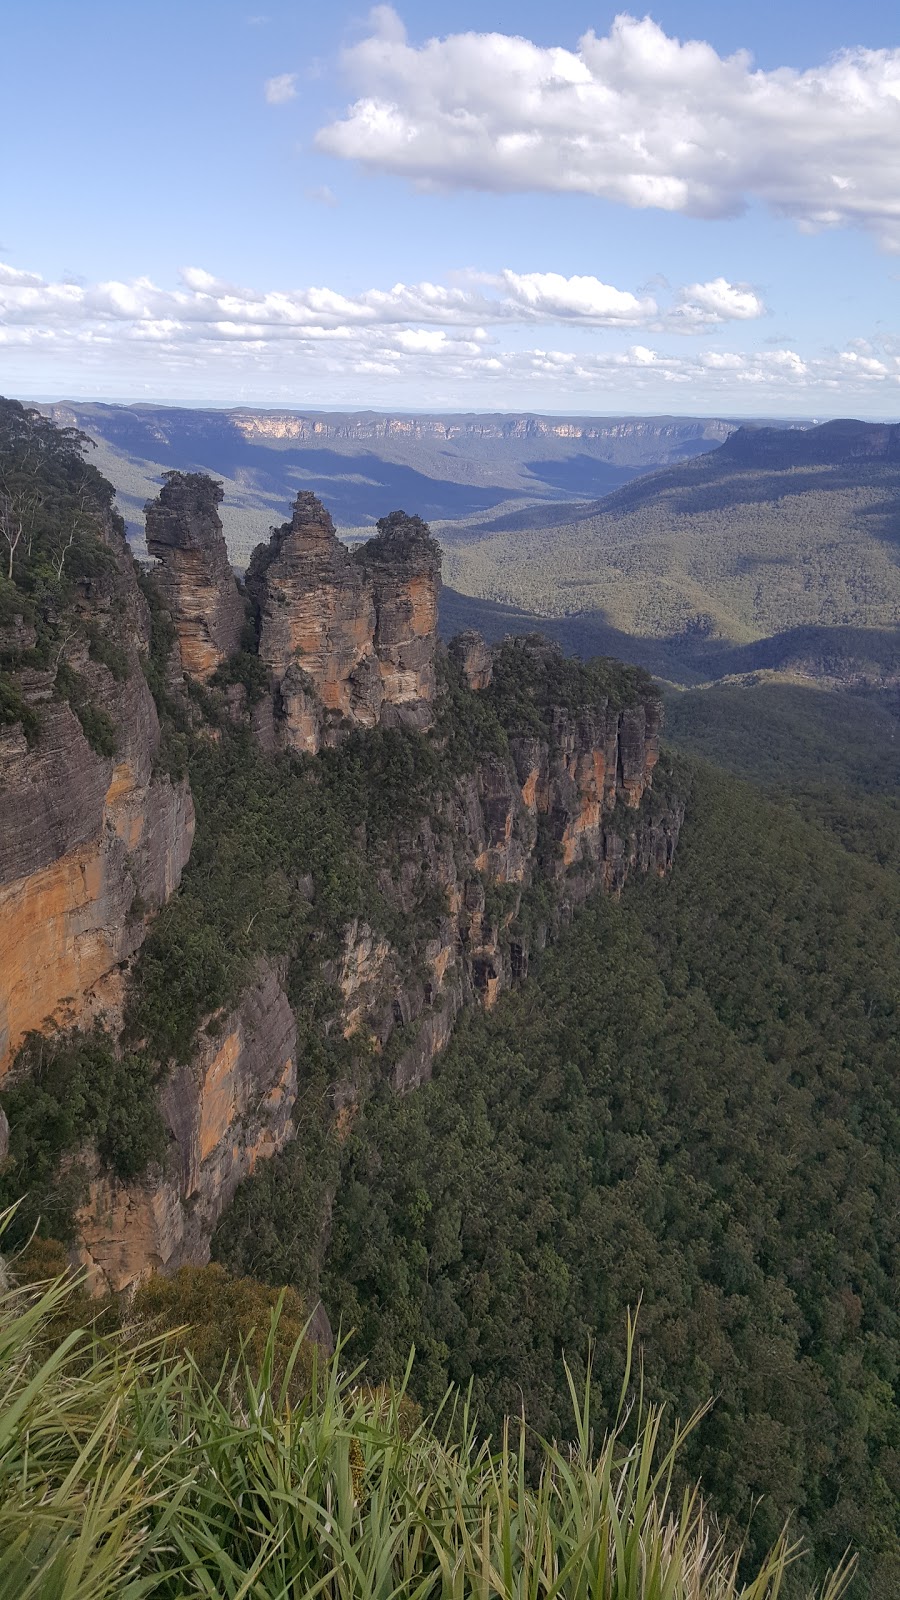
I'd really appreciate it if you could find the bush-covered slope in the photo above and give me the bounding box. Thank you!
[316,758,900,1598]
[442,421,900,651]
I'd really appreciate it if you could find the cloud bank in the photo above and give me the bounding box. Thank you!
[0,261,762,337]
[0,262,895,410]
[316,9,900,248]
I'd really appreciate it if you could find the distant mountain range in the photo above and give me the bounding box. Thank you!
[36,401,898,698]
[39,402,771,562]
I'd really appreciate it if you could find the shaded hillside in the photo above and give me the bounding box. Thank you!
[443,419,900,649]
[665,678,900,877]
[38,403,743,562]
[441,586,900,696]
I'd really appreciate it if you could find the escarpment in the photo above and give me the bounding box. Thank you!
[145,471,245,681]
[0,449,194,1076]
[0,417,682,1298]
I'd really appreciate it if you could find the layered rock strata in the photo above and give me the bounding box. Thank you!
[2,430,681,1303]
[145,472,245,681]
[245,494,441,752]
[0,515,194,1076]
[449,629,493,690]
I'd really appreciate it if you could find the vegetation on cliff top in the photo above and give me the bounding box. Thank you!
[0,1250,851,1598]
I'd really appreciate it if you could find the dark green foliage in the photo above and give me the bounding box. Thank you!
[85,622,129,681]
[486,635,655,734]
[0,397,135,747]
[666,679,900,875]
[0,397,118,615]
[127,728,371,1064]
[210,619,271,704]
[444,429,900,652]
[129,617,656,1070]
[0,1031,165,1244]
[321,761,900,1599]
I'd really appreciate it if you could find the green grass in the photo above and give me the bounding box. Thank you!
[0,1232,852,1599]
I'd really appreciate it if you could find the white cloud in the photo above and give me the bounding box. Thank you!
[264,72,297,105]
[0,262,762,335]
[316,9,900,248]
[673,278,767,327]
[2,260,895,411]
[493,271,656,324]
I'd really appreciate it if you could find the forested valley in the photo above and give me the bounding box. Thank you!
[218,681,900,1598]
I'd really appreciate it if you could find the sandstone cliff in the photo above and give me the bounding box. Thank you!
[1,412,683,1303]
[145,471,245,681]
[328,637,680,1095]
[0,505,194,1076]
[245,493,441,752]
[74,962,296,1293]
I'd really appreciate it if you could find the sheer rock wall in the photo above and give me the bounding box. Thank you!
[0,514,194,1076]
[145,472,245,681]
[73,963,296,1294]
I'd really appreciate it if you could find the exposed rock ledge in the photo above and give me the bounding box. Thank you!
[74,963,296,1294]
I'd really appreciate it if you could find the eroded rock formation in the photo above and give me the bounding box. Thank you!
[449,629,493,691]
[2,427,681,1301]
[145,472,245,681]
[324,638,679,1095]
[359,510,442,730]
[245,494,441,752]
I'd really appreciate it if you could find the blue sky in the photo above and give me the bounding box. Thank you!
[2,0,899,415]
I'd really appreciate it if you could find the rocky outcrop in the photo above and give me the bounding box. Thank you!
[324,638,679,1095]
[230,410,736,459]
[0,401,681,1305]
[246,494,441,752]
[359,511,442,729]
[74,963,296,1294]
[450,629,493,691]
[145,472,245,681]
[0,518,194,1077]
[247,492,376,749]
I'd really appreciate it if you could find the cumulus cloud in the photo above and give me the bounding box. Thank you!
[0,262,763,335]
[316,9,900,248]
[1,260,894,409]
[264,72,297,105]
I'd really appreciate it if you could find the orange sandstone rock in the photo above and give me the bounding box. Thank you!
[145,472,245,682]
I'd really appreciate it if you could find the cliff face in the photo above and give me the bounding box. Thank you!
[245,494,441,752]
[328,651,680,1095]
[145,472,245,681]
[0,513,194,1077]
[1,414,683,1301]
[74,962,296,1294]
[231,411,735,455]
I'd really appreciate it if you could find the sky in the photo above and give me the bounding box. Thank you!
[2,0,899,417]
